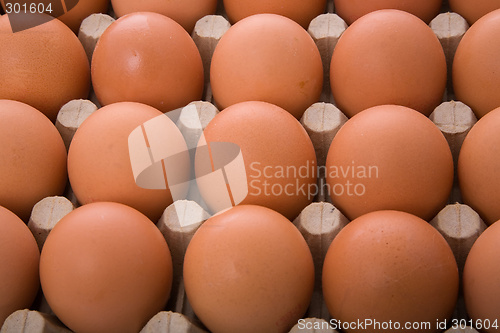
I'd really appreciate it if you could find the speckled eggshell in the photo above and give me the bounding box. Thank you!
[195,101,317,220]
[0,206,40,326]
[0,14,90,121]
[463,220,500,333]
[323,210,459,333]
[210,14,323,119]
[330,9,447,118]
[458,107,500,225]
[325,105,453,221]
[222,0,327,28]
[110,0,217,33]
[40,202,173,333]
[0,100,67,221]
[333,0,442,25]
[452,9,500,119]
[184,205,314,333]
[91,12,204,113]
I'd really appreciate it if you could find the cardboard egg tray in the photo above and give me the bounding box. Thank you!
[0,0,490,332]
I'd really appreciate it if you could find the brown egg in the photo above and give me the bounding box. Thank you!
[68,102,190,222]
[0,206,40,326]
[110,0,217,33]
[330,9,447,118]
[449,0,500,24]
[325,105,453,221]
[334,0,442,25]
[184,205,314,333]
[222,0,327,28]
[453,9,500,119]
[0,14,90,122]
[323,210,459,333]
[463,220,500,333]
[58,0,110,33]
[0,100,67,221]
[195,101,317,220]
[458,107,500,225]
[40,202,172,333]
[210,14,323,119]
[91,12,204,113]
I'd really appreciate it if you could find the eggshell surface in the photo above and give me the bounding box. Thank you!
[449,0,500,24]
[0,206,40,326]
[195,101,317,220]
[463,220,500,333]
[452,9,500,119]
[184,205,314,333]
[458,107,500,225]
[40,202,173,333]
[91,12,204,113]
[333,0,442,25]
[325,105,453,221]
[0,14,90,121]
[0,100,67,221]
[222,0,327,28]
[110,0,217,32]
[58,0,110,33]
[323,210,459,333]
[210,14,323,119]
[330,9,447,118]
[68,102,189,222]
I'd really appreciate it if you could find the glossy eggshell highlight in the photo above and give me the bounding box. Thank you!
[58,0,110,33]
[68,102,189,222]
[195,101,317,220]
[463,220,500,333]
[222,0,327,28]
[110,0,217,32]
[210,14,323,119]
[40,202,173,333]
[0,14,90,122]
[325,105,453,221]
[184,205,314,333]
[91,12,204,113]
[333,0,442,25]
[323,210,459,333]
[0,206,40,325]
[449,0,500,24]
[330,9,447,118]
[458,107,500,225]
[0,100,67,221]
[452,9,500,119]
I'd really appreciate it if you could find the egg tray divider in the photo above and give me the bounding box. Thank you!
[0,0,487,332]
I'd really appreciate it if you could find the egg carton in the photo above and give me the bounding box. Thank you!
[0,0,488,332]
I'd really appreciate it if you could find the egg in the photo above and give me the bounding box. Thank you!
[91,12,204,113]
[463,220,500,333]
[0,206,40,326]
[195,101,317,220]
[58,0,110,33]
[40,202,173,333]
[323,210,459,333]
[0,14,90,122]
[449,0,500,24]
[452,9,500,119]
[458,107,500,225]
[184,205,314,333]
[68,102,190,222]
[222,0,327,28]
[330,9,447,118]
[325,105,454,221]
[110,0,217,33]
[210,14,323,119]
[0,100,67,221]
[333,0,442,25]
